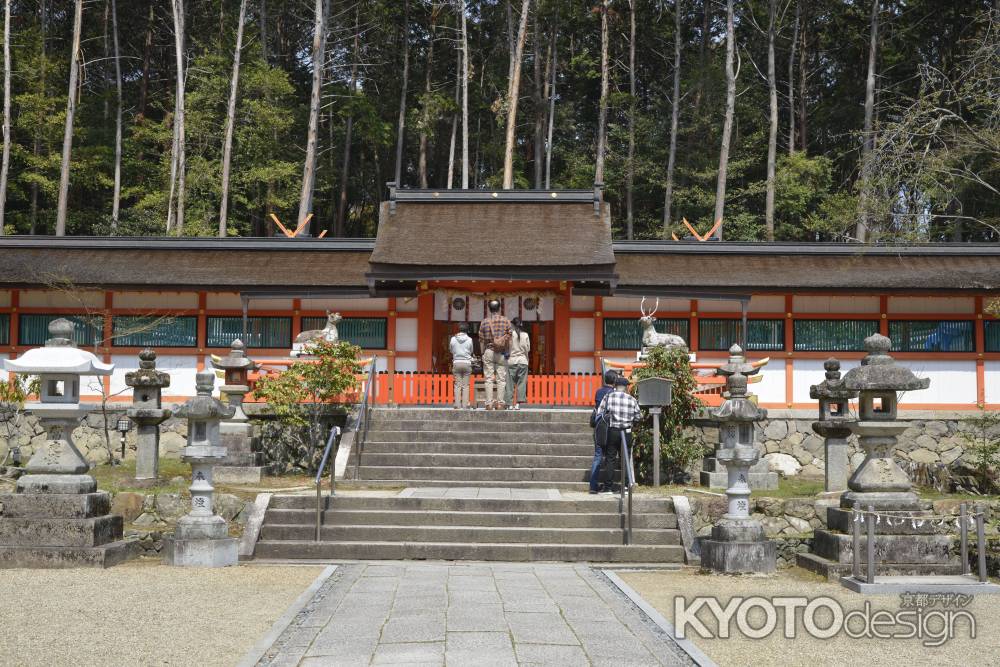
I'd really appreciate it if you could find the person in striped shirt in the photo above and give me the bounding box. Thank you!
[479,300,512,410]
[594,374,641,492]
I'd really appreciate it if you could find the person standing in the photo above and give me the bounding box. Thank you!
[449,323,474,408]
[595,374,641,493]
[505,317,530,410]
[589,369,618,493]
[479,299,512,410]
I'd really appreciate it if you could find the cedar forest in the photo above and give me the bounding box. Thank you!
[0,0,996,242]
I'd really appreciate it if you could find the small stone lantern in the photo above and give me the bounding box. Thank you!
[0,319,133,568]
[809,358,858,493]
[164,371,237,567]
[125,349,172,481]
[840,334,929,511]
[210,339,264,484]
[700,345,776,574]
[211,339,257,422]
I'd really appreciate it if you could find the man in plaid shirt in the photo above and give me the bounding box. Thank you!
[479,300,512,409]
[594,374,641,492]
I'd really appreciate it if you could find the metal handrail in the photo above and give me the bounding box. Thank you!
[352,357,378,478]
[618,433,637,545]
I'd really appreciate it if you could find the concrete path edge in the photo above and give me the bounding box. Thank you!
[235,564,338,667]
[601,569,718,667]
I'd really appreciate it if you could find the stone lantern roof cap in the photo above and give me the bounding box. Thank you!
[842,334,930,392]
[2,319,113,375]
[712,366,767,421]
[809,358,857,400]
[174,371,235,420]
[714,344,759,379]
[125,348,171,388]
[211,339,257,371]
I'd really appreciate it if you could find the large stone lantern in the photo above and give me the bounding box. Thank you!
[0,318,133,568]
[164,371,237,567]
[211,339,264,484]
[701,345,776,574]
[809,358,857,493]
[125,348,172,481]
[840,334,929,511]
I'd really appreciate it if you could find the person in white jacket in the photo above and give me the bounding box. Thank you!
[449,323,474,408]
[505,317,530,410]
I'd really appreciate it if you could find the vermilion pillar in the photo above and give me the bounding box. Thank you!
[554,283,570,373]
[417,290,434,371]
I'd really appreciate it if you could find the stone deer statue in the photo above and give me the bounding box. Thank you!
[292,311,341,355]
[639,297,687,352]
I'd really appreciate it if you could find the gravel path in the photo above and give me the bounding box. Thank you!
[619,568,1000,667]
[0,559,324,667]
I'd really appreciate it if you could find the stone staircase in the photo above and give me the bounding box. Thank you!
[252,408,685,563]
[351,408,596,490]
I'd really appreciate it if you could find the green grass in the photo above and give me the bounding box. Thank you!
[89,458,192,495]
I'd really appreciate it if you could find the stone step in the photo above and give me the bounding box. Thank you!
[253,539,686,563]
[264,508,678,530]
[365,430,589,444]
[795,552,964,581]
[0,492,111,519]
[811,530,953,564]
[359,441,594,456]
[349,479,595,491]
[371,409,590,423]
[357,452,594,470]
[0,541,137,569]
[370,419,593,434]
[356,465,588,484]
[269,494,674,513]
[259,523,680,546]
[0,516,123,548]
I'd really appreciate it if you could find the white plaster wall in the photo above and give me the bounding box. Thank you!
[985,361,1000,404]
[793,295,880,313]
[395,357,418,372]
[753,358,787,405]
[602,297,689,313]
[569,318,594,352]
[570,358,596,374]
[19,290,104,309]
[114,291,198,309]
[247,298,294,310]
[0,353,7,381]
[697,299,745,313]
[888,297,975,314]
[395,297,419,312]
[301,297,388,312]
[792,358,862,404]
[570,295,594,311]
[206,292,241,309]
[697,295,782,313]
[108,353,199,397]
[395,318,418,352]
[902,360,977,405]
[601,354,641,366]
[0,291,10,307]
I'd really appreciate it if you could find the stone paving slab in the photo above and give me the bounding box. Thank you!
[256,561,696,666]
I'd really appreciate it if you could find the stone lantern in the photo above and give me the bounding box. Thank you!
[0,318,133,567]
[125,348,172,481]
[809,358,858,493]
[164,371,237,567]
[840,334,929,511]
[701,345,776,574]
[211,339,264,484]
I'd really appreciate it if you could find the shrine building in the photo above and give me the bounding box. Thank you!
[0,186,998,411]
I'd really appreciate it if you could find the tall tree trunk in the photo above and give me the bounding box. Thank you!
[594,0,609,186]
[460,0,469,188]
[662,0,682,237]
[693,0,711,116]
[765,0,778,241]
[787,1,798,155]
[0,0,11,235]
[446,44,459,189]
[102,2,109,123]
[336,8,360,235]
[138,3,153,118]
[218,0,247,237]
[544,20,557,189]
[418,4,439,189]
[712,0,736,241]
[501,0,530,189]
[532,3,544,189]
[30,0,46,234]
[55,0,83,236]
[625,0,636,239]
[856,0,879,242]
[261,0,276,234]
[394,0,411,188]
[110,0,123,234]
[169,0,187,234]
[506,0,515,81]
[797,10,807,151]
[298,0,329,226]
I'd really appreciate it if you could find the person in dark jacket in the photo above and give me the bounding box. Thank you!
[589,369,618,493]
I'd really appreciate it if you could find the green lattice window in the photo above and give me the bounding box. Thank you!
[0,313,8,346]
[698,318,784,351]
[207,316,291,348]
[603,317,689,351]
[19,314,103,347]
[111,316,198,347]
[302,317,387,349]
[793,319,879,352]
[986,321,1000,353]
[889,320,974,352]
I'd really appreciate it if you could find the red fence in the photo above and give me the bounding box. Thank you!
[372,372,601,406]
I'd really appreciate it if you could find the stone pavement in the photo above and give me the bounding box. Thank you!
[257,561,695,666]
